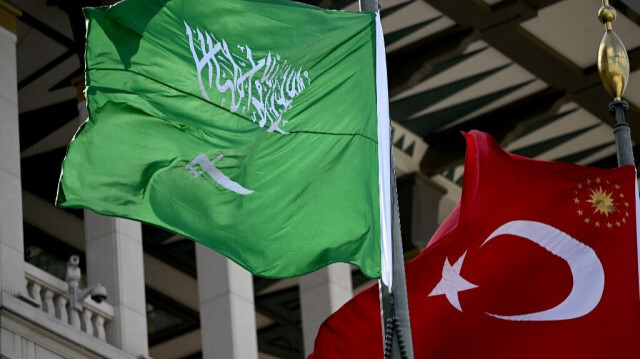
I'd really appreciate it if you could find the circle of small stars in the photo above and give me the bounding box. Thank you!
[574,177,628,230]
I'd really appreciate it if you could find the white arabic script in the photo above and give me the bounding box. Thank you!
[185,22,311,134]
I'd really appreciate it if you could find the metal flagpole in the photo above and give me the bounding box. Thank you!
[597,0,635,167]
[385,151,415,359]
[359,0,377,12]
[359,0,415,358]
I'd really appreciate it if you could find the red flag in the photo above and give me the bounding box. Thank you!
[309,131,640,358]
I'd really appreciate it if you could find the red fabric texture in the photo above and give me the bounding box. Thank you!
[309,130,640,358]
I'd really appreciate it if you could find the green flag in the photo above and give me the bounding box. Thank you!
[57,0,392,281]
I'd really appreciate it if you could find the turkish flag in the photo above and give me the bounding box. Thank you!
[309,131,640,358]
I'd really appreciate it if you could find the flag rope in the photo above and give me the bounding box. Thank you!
[383,294,409,359]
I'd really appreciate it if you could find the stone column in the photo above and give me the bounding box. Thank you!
[299,263,353,357]
[84,212,149,357]
[196,244,258,359]
[0,1,26,298]
[76,62,148,356]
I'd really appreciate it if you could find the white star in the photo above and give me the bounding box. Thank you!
[428,252,478,311]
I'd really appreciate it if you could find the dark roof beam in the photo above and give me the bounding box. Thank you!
[384,0,564,101]
[420,89,566,175]
[255,305,299,329]
[423,0,640,144]
[386,25,476,97]
[18,11,75,48]
[611,0,640,26]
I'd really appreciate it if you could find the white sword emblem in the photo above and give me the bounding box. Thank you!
[185,154,253,195]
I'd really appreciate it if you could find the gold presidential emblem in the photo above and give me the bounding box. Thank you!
[573,177,629,229]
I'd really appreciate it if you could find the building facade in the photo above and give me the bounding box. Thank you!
[2,0,640,358]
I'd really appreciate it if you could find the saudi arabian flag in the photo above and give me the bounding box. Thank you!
[57,0,392,284]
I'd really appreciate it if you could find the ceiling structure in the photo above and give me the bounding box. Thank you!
[9,0,640,358]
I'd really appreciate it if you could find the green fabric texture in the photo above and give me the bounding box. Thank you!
[57,0,382,279]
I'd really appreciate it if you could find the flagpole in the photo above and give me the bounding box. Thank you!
[359,0,377,12]
[387,151,415,359]
[359,1,415,358]
[597,0,635,167]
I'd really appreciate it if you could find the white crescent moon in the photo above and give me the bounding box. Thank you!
[481,220,604,321]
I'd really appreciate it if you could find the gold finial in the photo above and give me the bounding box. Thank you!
[0,1,22,35]
[597,0,629,100]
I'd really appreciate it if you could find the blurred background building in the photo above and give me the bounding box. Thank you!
[1,0,639,358]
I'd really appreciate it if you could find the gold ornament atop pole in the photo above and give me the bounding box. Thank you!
[597,0,629,100]
[597,0,635,167]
